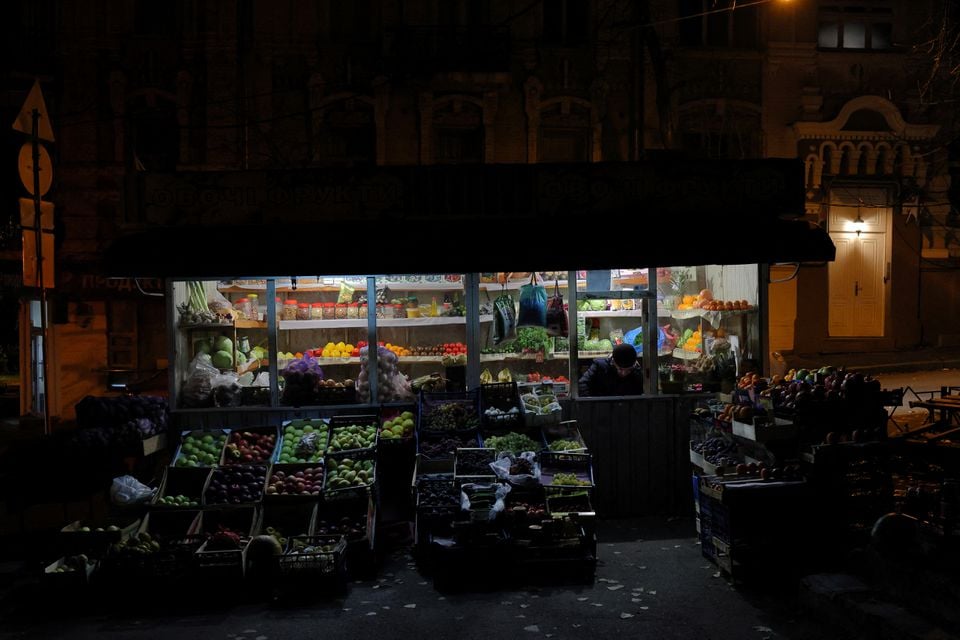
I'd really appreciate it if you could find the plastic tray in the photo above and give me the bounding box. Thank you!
[171,429,230,468]
[220,426,279,466]
[264,463,325,501]
[541,420,587,452]
[326,415,379,456]
[276,419,329,463]
[323,451,376,497]
[418,389,481,435]
[539,452,594,488]
[278,535,347,579]
[152,466,210,508]
[480,382,524,430]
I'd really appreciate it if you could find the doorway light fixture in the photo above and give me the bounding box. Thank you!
[854,210,865,236]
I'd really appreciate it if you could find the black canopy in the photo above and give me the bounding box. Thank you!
[104,160,834,278]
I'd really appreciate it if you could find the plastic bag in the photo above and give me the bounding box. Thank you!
[110,475,156,506]
[490,451,541,489]
[338,281,355,304]
[181,353,219,408]
[492,293,517,345]
[206,286,233,314]
[460,482,511,521]
[294,431,322,459]
[545,280,568,337]
[517,274,547,328]
[211,371,241,407]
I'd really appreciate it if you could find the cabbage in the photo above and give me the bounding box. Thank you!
[599,339,613,351]
[194,340,212,356]
[212,350,234,369]
[214,336,233,354]
[235,351,248,365]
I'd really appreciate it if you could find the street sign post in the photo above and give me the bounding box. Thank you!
[13,78,54,434]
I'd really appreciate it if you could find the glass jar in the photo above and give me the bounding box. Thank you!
[359,303,368,319]
[392,303,406,319]
[322,302,336,320]
[375,303,385,319]
[235,297,250,320]
[335,303,348,320]
[275,297,283,325]
[283,299,298,320]
[310,302,324,320]
[347,302,359,319]
[247,294,260,321]
[296,303,311,321]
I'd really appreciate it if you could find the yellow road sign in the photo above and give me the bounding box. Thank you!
[12,79,55,142]
[19,198,54,230]
[18,143,53,196]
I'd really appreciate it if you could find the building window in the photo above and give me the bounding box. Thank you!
[435,127,484,164]
[678,0,758,48]
[543,0,589,46]
[818,3,893,50]
[539,129,590,163]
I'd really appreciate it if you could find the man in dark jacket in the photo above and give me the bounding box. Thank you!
[578,343,644,397]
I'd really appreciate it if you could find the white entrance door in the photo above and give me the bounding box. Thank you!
[827,190,888,337]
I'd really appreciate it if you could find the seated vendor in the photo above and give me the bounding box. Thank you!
[578,343,644,397]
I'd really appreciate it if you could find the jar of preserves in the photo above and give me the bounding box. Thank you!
[247,293,260,321]
[310,302,324,319]
[322,302,336,320]
[359,303,368,319]
[275,297,283,324]
[347,302,359,319]
[335,303,348,320]
[296,303,311,321]
[392,303,405,319]
[283,299,298,320]
[375,303,385,319]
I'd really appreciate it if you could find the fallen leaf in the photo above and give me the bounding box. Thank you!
[674,545,681,548]
[516,614,526,619]
[573,624,582,629]
[418,581,428,586]
[404,604,417,609]
[438,597,446,601]
[713,571,722,578]
[640,606,649,611]
[361,601,371,605]
[607,585,624,591]
[631,598,641,603]
[638,566,647,570]
[621,613,635,619]
[648,590,657,595]
[577,597,589,602]
[521,604,530,608]
[613,551,622,555]
[523,624,540,632]
[366,612,377,617]
[591,603,604,607]
[382,606,391,610]
[754,627,774,633]
[372,585,380,590]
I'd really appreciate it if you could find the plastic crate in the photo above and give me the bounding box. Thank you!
[278,535,348,580]
[453,447,498,482]
[417,430,481,462]
[480,382,524,430]
[545,490,595,517]
[203,464,269,506]
[541,420,587,453]
[220,427,279,466]
[276,419,329,464]
[313,385,358,405]
[171,429,230,468]
[195,538,248,578]
[326,415,379,456]
[152,466,210,508]
[264,463,325,501]
[418,389,481,435]
[43,556,97,588]
[60,517,141,554]
[539,452,594,489]
[323,451,376,497]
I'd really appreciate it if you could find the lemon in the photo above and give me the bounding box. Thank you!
[344,344,354,351]
[330,350,341,357]
[321,348,330,357]
[325,342,335,350]
[336,341,346,350]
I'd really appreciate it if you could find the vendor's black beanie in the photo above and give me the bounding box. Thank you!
[612,343,637,368]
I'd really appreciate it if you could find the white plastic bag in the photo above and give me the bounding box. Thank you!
[460,482,511,521]
[490,451,541,488]
[110,475,156,506]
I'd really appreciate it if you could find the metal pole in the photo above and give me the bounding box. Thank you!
[32,108,51,435]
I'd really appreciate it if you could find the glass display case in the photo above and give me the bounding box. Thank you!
[167,266,763,410]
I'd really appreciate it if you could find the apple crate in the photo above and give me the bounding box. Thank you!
[152,466,210,509]
[480,382,524,430]
[542,420,587,453]
[278,535,347,580]
[539,452,594,489]
[418,389,481,436]
[276,419,329,464]
[378,406,417,447]
[255,502,318,539]
[326,415,379,456]
[315,492,375,548]
[264,463,325,501]
[203,463,270,506]
[171,429,230,468]
[220,426,279,466]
